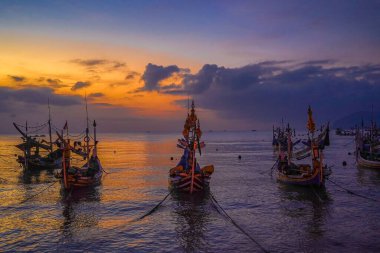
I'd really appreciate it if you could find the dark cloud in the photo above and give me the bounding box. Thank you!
[70,58,126,70]
[70,59,108,66]
[71,81,91,91]
[125,71,140,80]
[140,63,182,91]
[0,87,81,111]
[165,60,380,128]
[88,92,105,98]
[8,75,25,82]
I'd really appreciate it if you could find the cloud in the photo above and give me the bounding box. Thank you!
[140,63,182,91]
[125,71,140,80]
[70,58,126,71]
[163,60,380,128]
[88,92,105,98]
[8,75,25,82]
[71,81,91,91]
[0,86,81,111]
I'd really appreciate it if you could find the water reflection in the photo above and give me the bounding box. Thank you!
[171,191,211,252]
[278,185,332,242]
[356,167,380,186]
[59,187,102,247]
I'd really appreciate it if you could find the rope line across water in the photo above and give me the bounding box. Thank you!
[210,192,270,253]
[135,189,173,221]
[327,178,379,202]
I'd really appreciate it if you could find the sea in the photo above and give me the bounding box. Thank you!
[0,131,379,252]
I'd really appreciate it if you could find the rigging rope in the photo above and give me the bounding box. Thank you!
[2,181,59,211]
[15,121,49,129]
[326,178,379,202]
[270,159,279,176]
[135,190,173,221]
[210,192,270,253]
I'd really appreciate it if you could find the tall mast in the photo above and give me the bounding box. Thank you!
[48,98,53,152]
[85,93,90,161]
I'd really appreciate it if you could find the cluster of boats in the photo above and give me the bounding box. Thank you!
[13,100,214,194]
[12,101,379,195]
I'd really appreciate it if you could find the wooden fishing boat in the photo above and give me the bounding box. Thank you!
[356,117,380,169]
[169,101,214,193]
[276,106,329,187]
[57,120,103,190]
[13,104,63,170]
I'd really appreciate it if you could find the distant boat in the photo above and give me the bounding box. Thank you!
[169,101,214,193]
[276,106,331,187]
[355,115,380,169]
[251,129,257,132]
[335,128,355,136]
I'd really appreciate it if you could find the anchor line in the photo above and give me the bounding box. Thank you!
[210,192,270,253]
[135,189,173,221]
[327,178,379,202]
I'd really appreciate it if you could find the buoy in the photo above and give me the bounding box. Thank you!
[238,155,242,160]
[170,157,173,160]
[348,152,351,155]
[216,148,218,151]
[342,161,347,166]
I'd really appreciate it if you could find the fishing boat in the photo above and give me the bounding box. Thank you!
[356,117,380,169]
[276,106,330,187]
[13,103,63,170]
[57,120,103,190]
[169,101,214,193]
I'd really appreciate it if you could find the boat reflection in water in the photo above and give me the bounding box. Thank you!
[171,191,211,252]
[278,184,332,251]
[58,186,102,250]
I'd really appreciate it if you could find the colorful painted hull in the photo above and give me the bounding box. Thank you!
[357,152,380,169]
[64,158,103,189]
[277,166,324,187]
[169,173,211,193]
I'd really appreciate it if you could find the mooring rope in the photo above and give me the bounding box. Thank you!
[210,192,270,253]
[1,181,59,211]
[326,178,379,202]
[269,158,279,176]
[135,189,173,221]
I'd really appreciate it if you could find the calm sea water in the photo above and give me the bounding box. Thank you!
[0,131,379,252]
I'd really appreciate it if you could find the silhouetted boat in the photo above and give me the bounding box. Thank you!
[169,101,214,193]
[57,120,103,190]
[276,106,330,187]
[13,103,63,170]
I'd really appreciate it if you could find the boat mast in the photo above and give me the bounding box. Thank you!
[93,120,97,157]
[85,94,90,162]
[48,98,53,152]
[190,100,196,194]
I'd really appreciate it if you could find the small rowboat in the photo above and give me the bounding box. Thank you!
[169,101,214,194]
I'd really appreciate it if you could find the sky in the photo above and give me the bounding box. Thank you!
[0,0,379,133]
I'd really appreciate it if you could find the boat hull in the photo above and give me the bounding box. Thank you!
[169,174,211,193]
[277,165,324,187]
[63,158,103,189]
[17,156,62,170]
[357,152,380,169]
